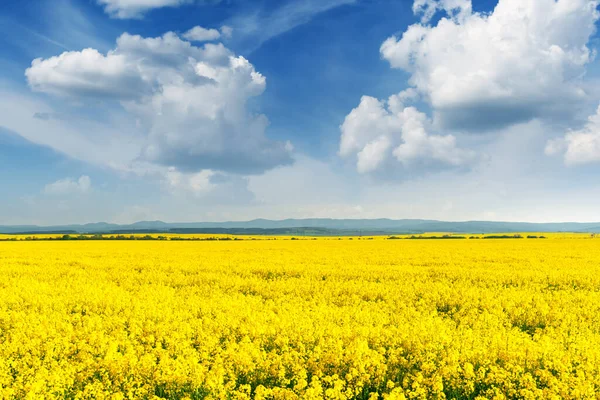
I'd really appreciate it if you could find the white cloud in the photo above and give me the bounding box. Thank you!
[183,26,221,42]
[24,31,293,175]
[220,26,233,39]
[0,89,144,171]
[412,0,471,23]
[27,49,147,100]
[6,124,600,224]
[546,105,600,165]
[97,0,194,18]
[356,135,391,174]
[380,0,599,131]
[339,92,476,174]
[163,168,216,195]
[43,176,91,196]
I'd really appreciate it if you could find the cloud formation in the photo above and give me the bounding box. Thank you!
[412,0,472,23]
[27,48,148,100]
[25,31,293,175]
[182,26,223,42]
[546,106,600,165]
[226,0,357,52]
[97,0,195,18]
[163,168,216,195]
[44,176,91,196]
[340,92,476,174]
[381,0,599,131]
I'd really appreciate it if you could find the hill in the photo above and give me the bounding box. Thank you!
[1,219,600,235]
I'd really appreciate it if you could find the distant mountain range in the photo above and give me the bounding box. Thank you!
[1,219,600,235]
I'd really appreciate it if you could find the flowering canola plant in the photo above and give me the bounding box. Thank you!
[1,238,600,399]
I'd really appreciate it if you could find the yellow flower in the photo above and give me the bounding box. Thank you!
[0,235,599,398]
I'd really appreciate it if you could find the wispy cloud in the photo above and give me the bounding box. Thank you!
[0,0,112,61]
[1,18,70,51]
[227,0,358,53]
[46,0,114,52]
[25,28,70,51]
[0,16,70,65]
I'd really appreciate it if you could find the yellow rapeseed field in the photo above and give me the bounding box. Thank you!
[1,237,600,399]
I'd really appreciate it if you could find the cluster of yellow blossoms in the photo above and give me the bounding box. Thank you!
[0,237,599,399]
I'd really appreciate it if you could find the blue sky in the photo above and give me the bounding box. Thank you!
[2,0,600,225]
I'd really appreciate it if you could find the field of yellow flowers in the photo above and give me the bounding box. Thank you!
[1,237,600,399]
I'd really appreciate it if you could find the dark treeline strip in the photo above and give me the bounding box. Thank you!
[8,230,78,235]
[3,227,393,237]
[480,235,546,239]
[388,235,548,240]
[0,235,251,242]
[168,227,382,236]
[388,236,467,240]
[0,234,549,242]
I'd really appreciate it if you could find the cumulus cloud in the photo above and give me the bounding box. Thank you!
[340,92,476,174]
[26,49,148,100]
[43,176,92,196]
[183,26,222,42]
[380,0,599,131]
[25,31,293,175]
[97,0,195,18]
[546,106,600,165]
